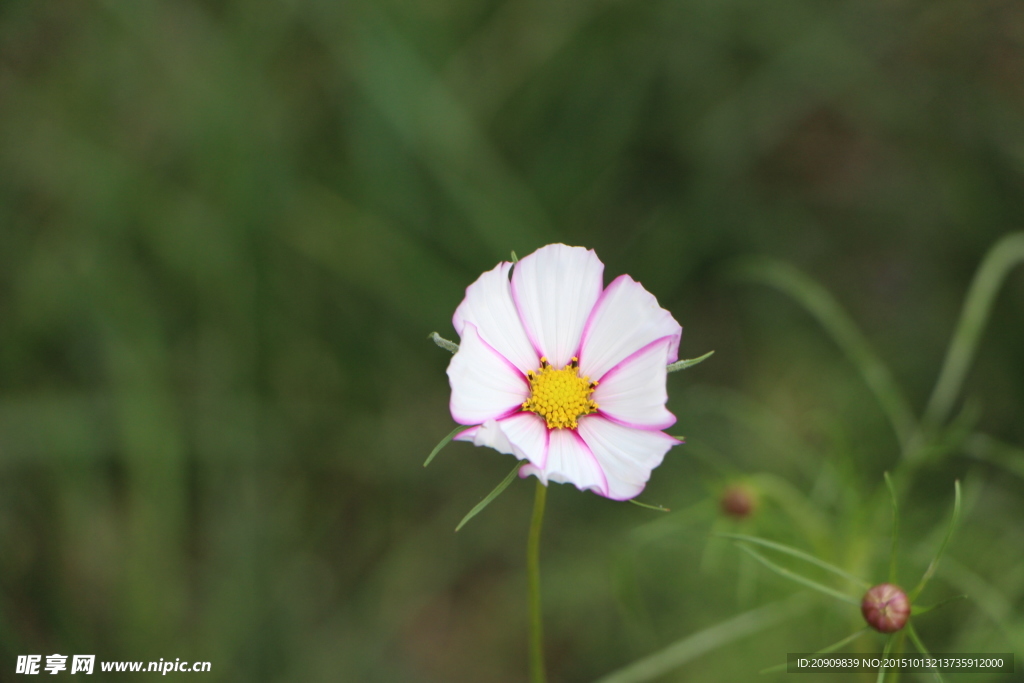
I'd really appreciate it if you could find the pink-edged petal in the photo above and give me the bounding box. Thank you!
[577,416,680,500]
[578,274,682,381]
[454,412,549,467]
[520,428,607,496]
[593,336,676,430]
[453,261,540,374]
[447,323,530,424]
[511,244,604,368]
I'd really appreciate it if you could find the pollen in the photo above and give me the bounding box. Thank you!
[522,357,599,430]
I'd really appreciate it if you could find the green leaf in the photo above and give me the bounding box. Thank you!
[455,462,522,531]
[423,424,473,467]
[760,628,869,674]
[667,350,715,373]
[911,594,967,617]
[884,472,899,584]
[965,433,1024,481]
[511,250,519,263]
[593,594,811,683]
[925,232,1024,427]
[428,331,459,354]
[906,623,944,683]
[734,543,860,606]
[910,480,961,600]
[748,473,830,548]
[629,499,670,512]
[717,533,869,589]
[876,635,896,683]
[910,400,981,466]
[730,258,916,449]
[629,499,715,545]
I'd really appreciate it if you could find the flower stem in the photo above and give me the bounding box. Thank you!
[527,480,548,683]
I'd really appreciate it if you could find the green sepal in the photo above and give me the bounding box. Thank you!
[667,350,715,373]
[429,331,459,354]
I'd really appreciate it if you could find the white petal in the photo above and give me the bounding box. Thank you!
[577,416,680,500]
[592,337,676,430]
[455,412,549,467]
[520,428,607,496]
[453,261,540,374]
[578,274,682,381]
[511,244,604,368]
[447,323,530,424]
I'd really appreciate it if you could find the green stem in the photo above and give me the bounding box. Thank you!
[528,480,548,683]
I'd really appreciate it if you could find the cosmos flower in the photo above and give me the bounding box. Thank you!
[447,243,683,500]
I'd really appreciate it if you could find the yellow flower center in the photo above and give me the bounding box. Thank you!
[522,357,599,429]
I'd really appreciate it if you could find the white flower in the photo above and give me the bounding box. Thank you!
[447,244,683,500]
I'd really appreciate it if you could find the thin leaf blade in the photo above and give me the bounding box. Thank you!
[629,499,670,512]
[424,423,473,467]
[734,544,860,606]
[717,533,869,588]
[884,472,899,584]
[907,623,944,683]
[455,462,522,531]
[760,628,869,674]
[910,480,961,600]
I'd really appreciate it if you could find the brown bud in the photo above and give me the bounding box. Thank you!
[861,583,910,633]
[720,484,758,519]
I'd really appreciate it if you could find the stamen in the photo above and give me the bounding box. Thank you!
[521,357,599,430]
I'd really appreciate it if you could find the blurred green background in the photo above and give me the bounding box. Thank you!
[1,0,1023,681]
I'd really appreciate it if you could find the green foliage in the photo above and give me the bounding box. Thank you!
[1,1,1023,681]
[455,462,523,532]
[423,423,471,467]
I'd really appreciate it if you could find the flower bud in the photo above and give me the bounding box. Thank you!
[720,484,758,519]
[861,583,910,633]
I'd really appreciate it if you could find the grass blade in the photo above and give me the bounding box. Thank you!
[424,424,474,467]
[925,233,1024,426]
[731,258,916,448]
[455,462,522,531]
[667,350,715,372]
[734,544,860,606]
[760,628,869,674]
[907,623,943,683]
[717,533,869,589]
[910,480,961,601]
[594,594,811,683]
[884,472,899,584]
